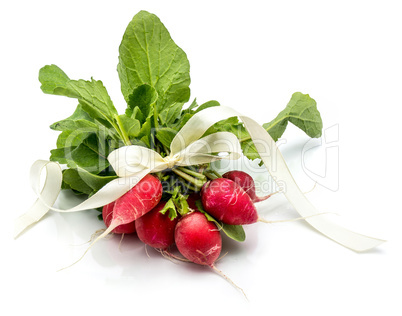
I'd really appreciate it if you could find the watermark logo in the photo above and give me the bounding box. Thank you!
[301,124,339,191]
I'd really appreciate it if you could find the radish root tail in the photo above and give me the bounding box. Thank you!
[254,188,283,203]
[144,244,151,258]
[211,265,248,300]
[57,223,117,272]
[69,228,111,247]
[118,233,125,252]
[160,249,191,263]
[215,251,229,263]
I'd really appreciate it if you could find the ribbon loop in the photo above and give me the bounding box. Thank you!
[14,160,62,238]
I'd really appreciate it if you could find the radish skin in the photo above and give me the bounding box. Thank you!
[174,211,222,266]
[109,174,162,228]
[201,178,258,225]
[222,170,273,203]
[135,201,179,249]
[102,201,136,234]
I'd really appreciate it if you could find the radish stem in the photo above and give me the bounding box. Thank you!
[177,167,207,180]
[172,168,205,189]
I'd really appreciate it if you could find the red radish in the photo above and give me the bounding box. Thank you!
[175,212,221,266]
[102,201,136,234]
[201,178,258,225]
[135,201,179,249]
[222,170,273,202]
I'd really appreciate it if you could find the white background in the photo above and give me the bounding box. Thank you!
[1,1,401,315]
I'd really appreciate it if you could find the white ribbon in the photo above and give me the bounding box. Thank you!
[14,106,385,251]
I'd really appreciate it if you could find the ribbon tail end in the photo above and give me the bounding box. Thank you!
[13,214,41,239]
[353,238,387,253]
[14,222,29,239]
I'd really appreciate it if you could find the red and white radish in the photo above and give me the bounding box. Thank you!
[104,174,163,232]
[135,201,179,249]
[102,201,136,234]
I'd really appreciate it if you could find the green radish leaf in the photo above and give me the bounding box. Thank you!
[203,116,246,138]
[51,104,119,150]
[219,223,246,242]
[127,84,158,120]
[194,100,220,114]
[240,139,261,162]
[52,133,111,174]
[76,167,118,192]
[52,144,108,174]
[117,10,190,112]
[185,98,198,112]
[39,64,73,97]
[171,112,193,131]
[51,118,100,133]
[70,143,109,174]
[39,64,118,127]
[67,79,118,119]
[117,114,141,139]
[61,177,73,191]
[162,187,190,217]
[137,116,152,147]
[195,200,246,242]
[126,106,145,123]
[262,92,323,141]
[176,194,190,216]
[160,198,178,220]
[62,169,93,195]
[56,130,90,148]
[159,102,184,125]
[156,128,177,148]
[50,147,76,165]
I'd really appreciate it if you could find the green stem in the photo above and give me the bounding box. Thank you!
[211,169,222,178]
[172,168,205,189]
[204,169,222,180]
[153,104,159,129]
[162,144,170,156]
[176,177,199,194]
[178,167,207,180]
[181,182,198,192]
[239,136,251,143]
[204,171,218,180]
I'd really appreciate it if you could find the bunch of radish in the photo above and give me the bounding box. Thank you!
[102,170,274,270]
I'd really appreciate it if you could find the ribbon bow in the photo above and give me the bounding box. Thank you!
[14,106,385,252]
